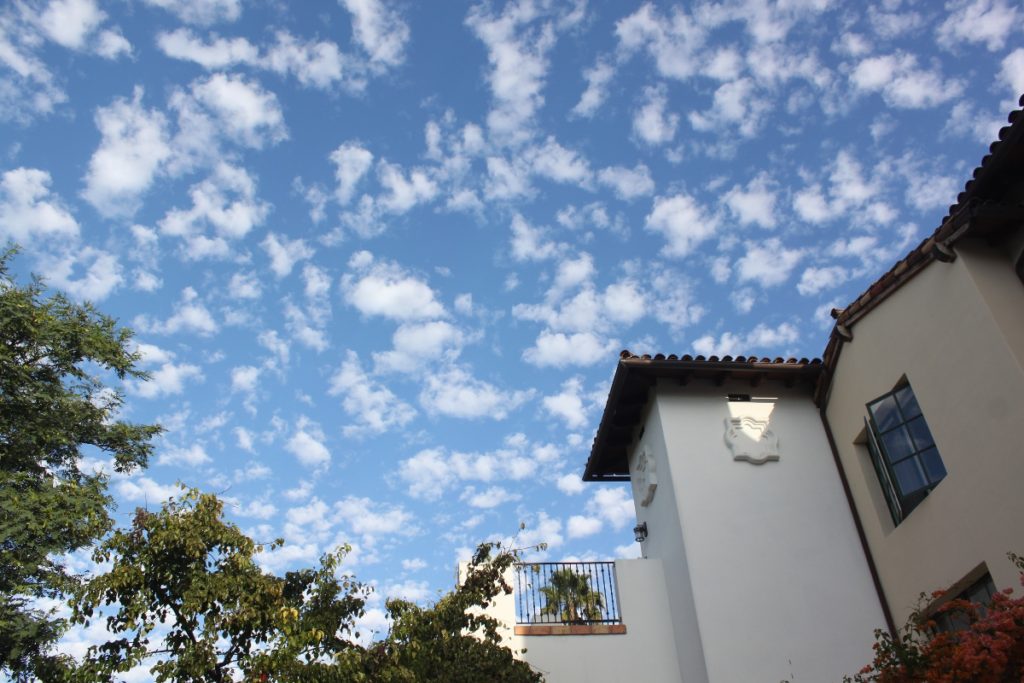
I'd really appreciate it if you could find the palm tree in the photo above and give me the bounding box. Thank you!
[538,568,605,624]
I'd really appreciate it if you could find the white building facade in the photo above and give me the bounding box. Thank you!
[480,96,1024,682]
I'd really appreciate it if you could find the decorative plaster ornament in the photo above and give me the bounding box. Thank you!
[724,416,780,465]
[635,448,658,506]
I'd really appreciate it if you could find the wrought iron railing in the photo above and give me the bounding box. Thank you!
[514,561,621,625]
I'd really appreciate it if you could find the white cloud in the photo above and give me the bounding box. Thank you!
[0,168,78,243]
[693,322,800,357]
[142,0,241,25]
[36,248,124,302]
[377,161,438,213]
[329,350,417,437]
[235,427,255,453]
[82,88,172,217]
[586,487,634,530]
[398,441,540,501]
[793,184,831,223]
[645,193,717,257]
[509,213,560,261]
[689,77,763,137]
[603,280,646,325]
[735,238,804,287]
[723,174,777,228]
[134,287,218,337]
[116,476,181,503]
[94,30,131,59]
[542,377,589,429]
[419,365,531,420]
[528,137,592,186]
[401,558,427,572]
[616,3,705,80]
[649,265,704,330]
[936,0,1019,52]
[157,29,348,90]
[263,31,347,88]
[397,448,451,500]
[571,58,614,118]
[189,73,287,148]
[342,0,410,67]
[283,301,329,352]
[228,271,262,300]
[238,499,277,519]
[466,0,558,144]
[337,496,414,536]
[792,150,883,224]
[285,417,331,468]
[999,49,1024,99]
[37,0,105,51]
[523,330,616,367]
[159,163,269,257]
[462,485,520,509]
[342,252,446,321]
[157,443,210,467]
[633,85,678,145]
[374,321,464,374]
[567,515,602,538]
[261,233,314,278]
[797,265,849,296]
[485,156,532,200]
[556,473,585,495]
[330,142,374,205]
[230,365,261,393]
[850,53,963,109]
[156,28,258,68]
[132,361,203,399]
[597,164,654,200]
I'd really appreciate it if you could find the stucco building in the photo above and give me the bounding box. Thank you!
[481,95,1024,681]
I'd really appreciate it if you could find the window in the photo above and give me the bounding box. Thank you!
[932,572,997,633]
[865,382,946,525]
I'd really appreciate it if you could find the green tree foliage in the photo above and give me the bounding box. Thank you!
[69,489,543,682]
[69,489,369,682]
[336,543,543,682]
[0,248,161,679]
[538,568,605,624]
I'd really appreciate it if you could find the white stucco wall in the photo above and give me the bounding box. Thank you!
[825,243,1024,622]
[630,401,710,683]
[462,559,683,683]
[643,383,885,682]
[517,559,682,683]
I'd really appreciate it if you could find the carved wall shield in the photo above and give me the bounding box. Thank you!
[724,416,780,465]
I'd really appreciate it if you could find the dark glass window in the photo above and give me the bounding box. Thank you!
[933,573,997,633]
[865,383,946,525]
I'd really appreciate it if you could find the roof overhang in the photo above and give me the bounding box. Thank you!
[583,353,823,482]
[815,95,1024,406]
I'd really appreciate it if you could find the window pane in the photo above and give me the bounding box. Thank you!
[893,457,928,495]
[895,385,922,419]
[921,447,946,483]
[906,416,935,450]
[882,426,915,463]
[869,394,902,431]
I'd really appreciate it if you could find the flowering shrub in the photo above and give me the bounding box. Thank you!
[845,553,1024,683]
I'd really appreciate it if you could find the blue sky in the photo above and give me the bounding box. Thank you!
[2,0,1022,664]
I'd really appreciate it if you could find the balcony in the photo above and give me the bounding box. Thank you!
[513,561,625,636]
